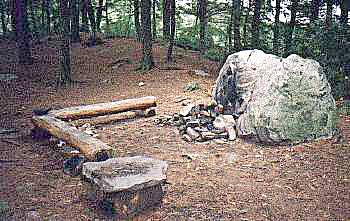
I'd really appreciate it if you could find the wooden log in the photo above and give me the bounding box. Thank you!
[72,107,156,127]
[49,96,157,120]
[32,115,113,160]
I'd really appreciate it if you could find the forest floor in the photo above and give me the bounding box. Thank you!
[0,36,349,221]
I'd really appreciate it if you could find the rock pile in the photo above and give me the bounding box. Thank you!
[155,101,238,143]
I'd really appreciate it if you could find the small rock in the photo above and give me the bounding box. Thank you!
[61,146,80,157]
[180,104,195,117]
[227,127,237,141]
[182,100,192,106]
[186,120,200,128]
[194,69,209,77]
[213,139,227,144]
[138,82,145,87]
[182,134,192,142]
[201,131,217,140]
[194,127,208,132]
[174,97,187,103]
[186,127,200,140]
[184,82,200,92]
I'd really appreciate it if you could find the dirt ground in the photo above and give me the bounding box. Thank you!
[0,37,349,220]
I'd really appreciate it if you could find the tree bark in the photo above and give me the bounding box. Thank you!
[86,0,97,41]
[81,0,89,32]
[227,0,233,52]
[162,0,171,40]
[45,0,51,34]
[340,0,349,25]
[251,0,261,49]
[284,0,297,56]
[28,0,38,37]
[233,0,241,51]
[15,0,32,64]
[198,0,208,54]
[325,0,332,30]
[71,0,80,42]
[32,115,113,160]
[243,0,252,48]
[152,0,156,40]
[0,0,7,34]
[273,0,281,55]
[49,96,157,120]
[310,0,320,23]
[141,0,154,70]
[96,0,103,32]
[166,0,175,62]
[58,0,72,85]
[133,0,141,40]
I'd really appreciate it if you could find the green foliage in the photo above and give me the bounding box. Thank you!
[184,82,200,92]
[338,100,350,116]
[203,47,225,62]
[0,201,10,218]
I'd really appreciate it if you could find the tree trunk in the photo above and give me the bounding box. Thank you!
[0,0,7,34]
[86,0,97,40]
[96,0,103,32]
[71,0,80,42]
[310,0,320,23]
[81,0,89,32]
[11,0,16,35]
[251,0,261,49]
[233,0,241,51]
[152,0,156,40]
[162,0,171,40]
[141,0,154,70]
[58,0,72,85]
[243,0,252,48]
[105,0,109,28]
[227,0,233,52]
[340,0,349,25]
[15,0,32,64]
[284,0,297,56]
[28,0,38,37]
[325,0,332,30]
[133,0,141,40]
[45,0,51,35]
[273,0,281,55]
[198,0,208,54]
[166,0,175,62]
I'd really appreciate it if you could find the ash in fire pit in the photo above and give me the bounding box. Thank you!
[155,100,238,143]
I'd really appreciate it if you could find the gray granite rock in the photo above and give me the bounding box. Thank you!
[82,156,168,193]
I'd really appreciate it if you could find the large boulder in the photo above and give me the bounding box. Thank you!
[213,50,337,144]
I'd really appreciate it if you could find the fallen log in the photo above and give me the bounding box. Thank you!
[72,107,156,127]
[49,96,157,120]
[32,115,113,160]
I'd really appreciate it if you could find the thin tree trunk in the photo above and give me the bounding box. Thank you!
[133,0,141,40]
[152,0,156,40]
[45,0,51,34]
[58,0,72,85]
[227,0,233,52]
[86,0,97,40]
[28,0,38,37]
[285,0,297,56]
[198,0,208,54]
[15,0,32,64]
[71,0,80,42]
[96,0,103,32]
[163,0,170,40]
[233,0,241,51]
[273,0,281,55]
[11,0,16,35]
[141,0,154,70]
[325,0,332,30]
[310,0,320,23]
[340,0,349,25]
[0,0,7,34]
[251,0,261,49]
[166,0,175,62]
[243,0,251,48]
[81,0,89,32]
